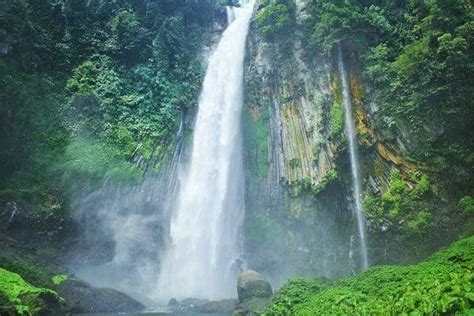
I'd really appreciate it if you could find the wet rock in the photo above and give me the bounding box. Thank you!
[0,34,13,55]
[196,298,238,313]
[237,270,272,303]
[56,279,144,314]
[236,297,271,315]
[0,202,78,257]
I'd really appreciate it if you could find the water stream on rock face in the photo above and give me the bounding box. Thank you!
[156,1,255,301]
[338,48,369,271]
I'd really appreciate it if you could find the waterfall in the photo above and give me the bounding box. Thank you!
[156,1,255,300]
[337,48,369,271]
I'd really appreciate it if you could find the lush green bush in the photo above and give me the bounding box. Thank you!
[0,257,53,289]
[55,137,141,190]
[459,196,474,213]
[329,103,344,137]
[0,268,62,315]
[266,278,328,315]
[363,169,433,231]
[329,74,344,137]
[256,0,296,48]
[265,235,474,315]
[307,0,390,54]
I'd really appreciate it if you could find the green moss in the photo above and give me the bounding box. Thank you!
[289,158,301,169]
[55,137,142,190]
[51,275,69,285]
[406,210,432,231]
[291,170,338,198]
[242,106,270,180]
[364,169,434,231]
[265,236,474,315]
[330,103,344,137]
[330,74,344,137]
[0,268,62,315]
[459,196,474,213]
[0,258,52,288]
[313,170,338,195]
[411,172,431,199]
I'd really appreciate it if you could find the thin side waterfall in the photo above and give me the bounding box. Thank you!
[156,1,255,301]
[337,48,369,271]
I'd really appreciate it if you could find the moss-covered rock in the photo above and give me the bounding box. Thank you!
[237,270,273,304]
[0,268,63,315]
[195,298,237,313]
[55,279,144,314]
[237,297,271,315]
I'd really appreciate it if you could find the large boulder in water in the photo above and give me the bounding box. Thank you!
[237,270,272,303]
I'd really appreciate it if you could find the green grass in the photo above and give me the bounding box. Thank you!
[265,235,474,315]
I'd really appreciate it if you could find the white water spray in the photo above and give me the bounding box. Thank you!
[338,48,369,270]
[156,2,255,300]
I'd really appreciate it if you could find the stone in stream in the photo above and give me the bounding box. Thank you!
[196,298,238,313]
[237,270,273,303]
[168,297,178,306]
[236,270,273,314]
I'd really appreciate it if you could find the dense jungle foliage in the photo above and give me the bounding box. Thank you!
[0,0,223,210]
[265,235,474,315]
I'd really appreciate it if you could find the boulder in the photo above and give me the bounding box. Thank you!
[236,297,271,315]
[56,279,144,314]
[196,298,237,313]
[237,270,272,303]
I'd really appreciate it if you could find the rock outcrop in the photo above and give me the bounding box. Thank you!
[56,279,145,314]
[237,270,272,303]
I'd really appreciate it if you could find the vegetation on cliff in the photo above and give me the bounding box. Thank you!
[307,0,473,191]
[0,0,220,210]
[255,0,473,225]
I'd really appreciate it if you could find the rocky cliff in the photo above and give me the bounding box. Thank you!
[240,0,472,286]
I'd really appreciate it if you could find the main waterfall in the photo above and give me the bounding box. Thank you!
[156,2,255,300]
[338,49,369,270]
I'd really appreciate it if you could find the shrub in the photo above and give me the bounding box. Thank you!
[459,196,474,213]
[265,236,474,315]
[256,1,295,41]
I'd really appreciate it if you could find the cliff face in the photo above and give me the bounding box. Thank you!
[241,0,471,285]
[242,2,356,284]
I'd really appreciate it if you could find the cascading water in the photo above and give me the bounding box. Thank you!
[156,1,255,301]
[338,48,369,271]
